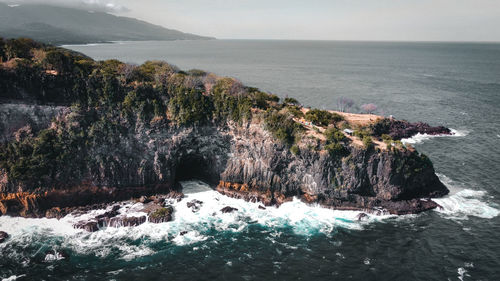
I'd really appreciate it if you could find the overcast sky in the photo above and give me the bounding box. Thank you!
[4,0,500,41]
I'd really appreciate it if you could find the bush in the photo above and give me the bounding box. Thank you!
[362,136,374,150]
[264,110,303,146]
[285,105,304,118]
[305,109,343,127]
[324,127,346,143]
[168,88,213,125]
[290,145,300,155]
[325,142,347,157]
[283,97,299,105]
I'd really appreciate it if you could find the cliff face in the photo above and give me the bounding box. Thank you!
[0,39,449,218]
[0,107,448,217]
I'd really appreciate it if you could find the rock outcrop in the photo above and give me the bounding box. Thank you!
[371,118,451,140]
[0,114,448,217]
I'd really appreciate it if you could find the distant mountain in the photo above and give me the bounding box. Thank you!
[0,3,214,44]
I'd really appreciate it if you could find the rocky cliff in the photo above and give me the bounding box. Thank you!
[0,108,448,217]
[0,39,449,218]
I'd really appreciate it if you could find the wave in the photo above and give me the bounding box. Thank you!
[2,275,26,281]
[401,128,469,144]
[432,174,500,220]
[0,180,395,261]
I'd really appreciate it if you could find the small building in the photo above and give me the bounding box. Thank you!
[343,129,354,136]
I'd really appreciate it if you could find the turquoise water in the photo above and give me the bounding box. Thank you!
[1,40,500,280]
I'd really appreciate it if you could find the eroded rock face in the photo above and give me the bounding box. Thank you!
[0,109,449,217]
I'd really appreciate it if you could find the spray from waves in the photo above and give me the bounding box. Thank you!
[401,128,469,145]
[0,180,395,261]
[432,174,500,220]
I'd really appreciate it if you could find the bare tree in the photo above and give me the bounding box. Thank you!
[118,63,137,83]
[337,97,354,112]
[203,73,218,94]
[361,103,378,114]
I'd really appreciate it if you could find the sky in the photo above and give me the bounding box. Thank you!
[3,0,500,41]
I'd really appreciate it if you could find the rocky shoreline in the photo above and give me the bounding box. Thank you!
[0,39,450,226]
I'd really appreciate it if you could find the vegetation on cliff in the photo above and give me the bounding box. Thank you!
[0,38,437,190]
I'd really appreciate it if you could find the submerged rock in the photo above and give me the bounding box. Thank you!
[187,199,203,213]
[220,206,238,213]
[0,231,9,243]
[44,249,70,262]
[356,213,369,221]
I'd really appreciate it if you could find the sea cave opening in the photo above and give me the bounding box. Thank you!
[173,154,219,189]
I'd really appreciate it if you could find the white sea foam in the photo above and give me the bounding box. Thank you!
[1,275,26,281]
[0,180,396,260]
[401,128,468,144]
[432,174,500,220]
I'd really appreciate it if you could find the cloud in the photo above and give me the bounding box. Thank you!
[1,0,130,13]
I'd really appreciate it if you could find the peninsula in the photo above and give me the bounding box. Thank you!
[0,39,450,227]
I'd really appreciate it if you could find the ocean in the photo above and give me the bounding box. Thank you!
[1,40,500,280]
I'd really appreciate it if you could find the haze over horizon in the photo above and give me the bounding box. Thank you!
[2,0,500,42]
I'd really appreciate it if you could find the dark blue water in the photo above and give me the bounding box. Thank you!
[1,40,500,280]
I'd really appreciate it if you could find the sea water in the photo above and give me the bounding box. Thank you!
[1,40,499,280]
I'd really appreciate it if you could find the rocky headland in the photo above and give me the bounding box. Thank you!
[0,39,449,230]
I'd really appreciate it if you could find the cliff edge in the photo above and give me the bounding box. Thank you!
[0,39,449,218]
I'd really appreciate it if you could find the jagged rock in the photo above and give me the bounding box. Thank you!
[73,221,99,232]
[148,206,174,223]
[187,199,203,212]
[371,118,451,140]
[356,213,369,221]
[179,231,188,236]
[45,207,68,219]
[258,205,266,210]
[138,196,152,204]
[165,191,184,202]
[0,110,449,217]
[220,206,238,213]
[0,231,9,243]
[95,205,120,220]
[107,216,146,227]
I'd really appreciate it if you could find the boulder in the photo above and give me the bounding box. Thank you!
[73,221,99,232]
[0,231,9,243]
[148,206,174,223]
[356,213,369,221]
[220,206,238,213]
[187,199,203,212]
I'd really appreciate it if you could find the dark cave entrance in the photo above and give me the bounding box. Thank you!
[173,154,219,187]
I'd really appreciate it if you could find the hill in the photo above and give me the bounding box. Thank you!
[0,3,213,44]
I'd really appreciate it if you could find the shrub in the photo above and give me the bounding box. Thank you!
[283,97,300,105]
[285,105,304,118]
[168,88,213,125]
[324,127,346,143]
[264,110,303,146]
[305,109,343,127]
[290,145,300,155]
[325,142,347,157]
[362,136,374,150]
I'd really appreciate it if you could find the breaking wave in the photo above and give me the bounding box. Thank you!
[401,128,469,144]
[0,181,395,261]
[432,174,500,220]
